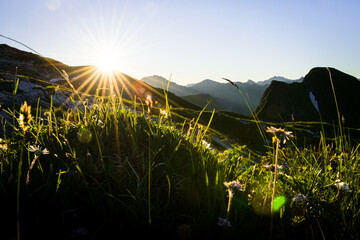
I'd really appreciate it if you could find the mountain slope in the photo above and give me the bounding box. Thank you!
[181,94,226,111]
[0,44,200,111]
[0,44,84,79]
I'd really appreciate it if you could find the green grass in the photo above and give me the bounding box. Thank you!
[0,85,359,239]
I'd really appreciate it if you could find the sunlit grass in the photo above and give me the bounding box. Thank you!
[0,78,359,239]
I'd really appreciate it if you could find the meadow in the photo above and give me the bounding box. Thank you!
[0,69,359,240]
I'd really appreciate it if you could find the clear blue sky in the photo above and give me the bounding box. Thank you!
[1,0,360,85]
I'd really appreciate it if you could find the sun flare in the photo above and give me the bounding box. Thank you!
[95,50,120,73]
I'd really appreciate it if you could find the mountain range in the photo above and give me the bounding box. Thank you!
[142,75,303,114]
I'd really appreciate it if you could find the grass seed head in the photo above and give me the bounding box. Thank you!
[145,94,153,115]
[19,101,33,133]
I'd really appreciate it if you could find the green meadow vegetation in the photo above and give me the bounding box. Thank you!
[0,66,359,240]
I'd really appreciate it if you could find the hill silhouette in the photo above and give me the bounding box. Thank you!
[256,67,360,128]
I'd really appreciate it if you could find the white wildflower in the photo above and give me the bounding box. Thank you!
[224,180,245,192]
[26,145,49,185]
[263,164,283,173]
[334,180,350,192]
[28,145,49,155]
[0,144,7,152]
[201,140,210,149]
[266,126,294,144]
[159,109,168,119]
[97,119,104,128]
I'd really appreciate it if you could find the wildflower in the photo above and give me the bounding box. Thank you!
[263,164,283,173]
[0,138,7,153]
[217,217,231,227]
[97,119,104,128]
[19,101,33,133]
[222,180,243,229]
[224,180,245,192]
[334,180,350,192]
[0,144,7,153]
[292,193,309,203]
[266,126,293,144]
[201,140,210,149]
[159,109,168,119]
[27,145,49,185]
[28,145,50,155]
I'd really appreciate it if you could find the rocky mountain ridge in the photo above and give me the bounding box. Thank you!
[256,67,360,128]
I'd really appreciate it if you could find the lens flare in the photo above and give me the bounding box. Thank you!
[272,196,286,212]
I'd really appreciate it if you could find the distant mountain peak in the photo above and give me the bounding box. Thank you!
[246,80,256,85]
[201,79,219,84]
[141,75,200,97]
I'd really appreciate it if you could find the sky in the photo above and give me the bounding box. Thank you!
[1,0,360,85]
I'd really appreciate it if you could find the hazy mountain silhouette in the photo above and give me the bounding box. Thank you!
[187,79,269,114]
[141,75,200,96]
[141,74,303,115]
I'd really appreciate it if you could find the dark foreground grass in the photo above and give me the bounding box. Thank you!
[0,79,359,239]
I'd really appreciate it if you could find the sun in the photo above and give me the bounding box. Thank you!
[95,49,121,73]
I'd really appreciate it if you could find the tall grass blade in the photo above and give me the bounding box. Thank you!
[327,67,343,151]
